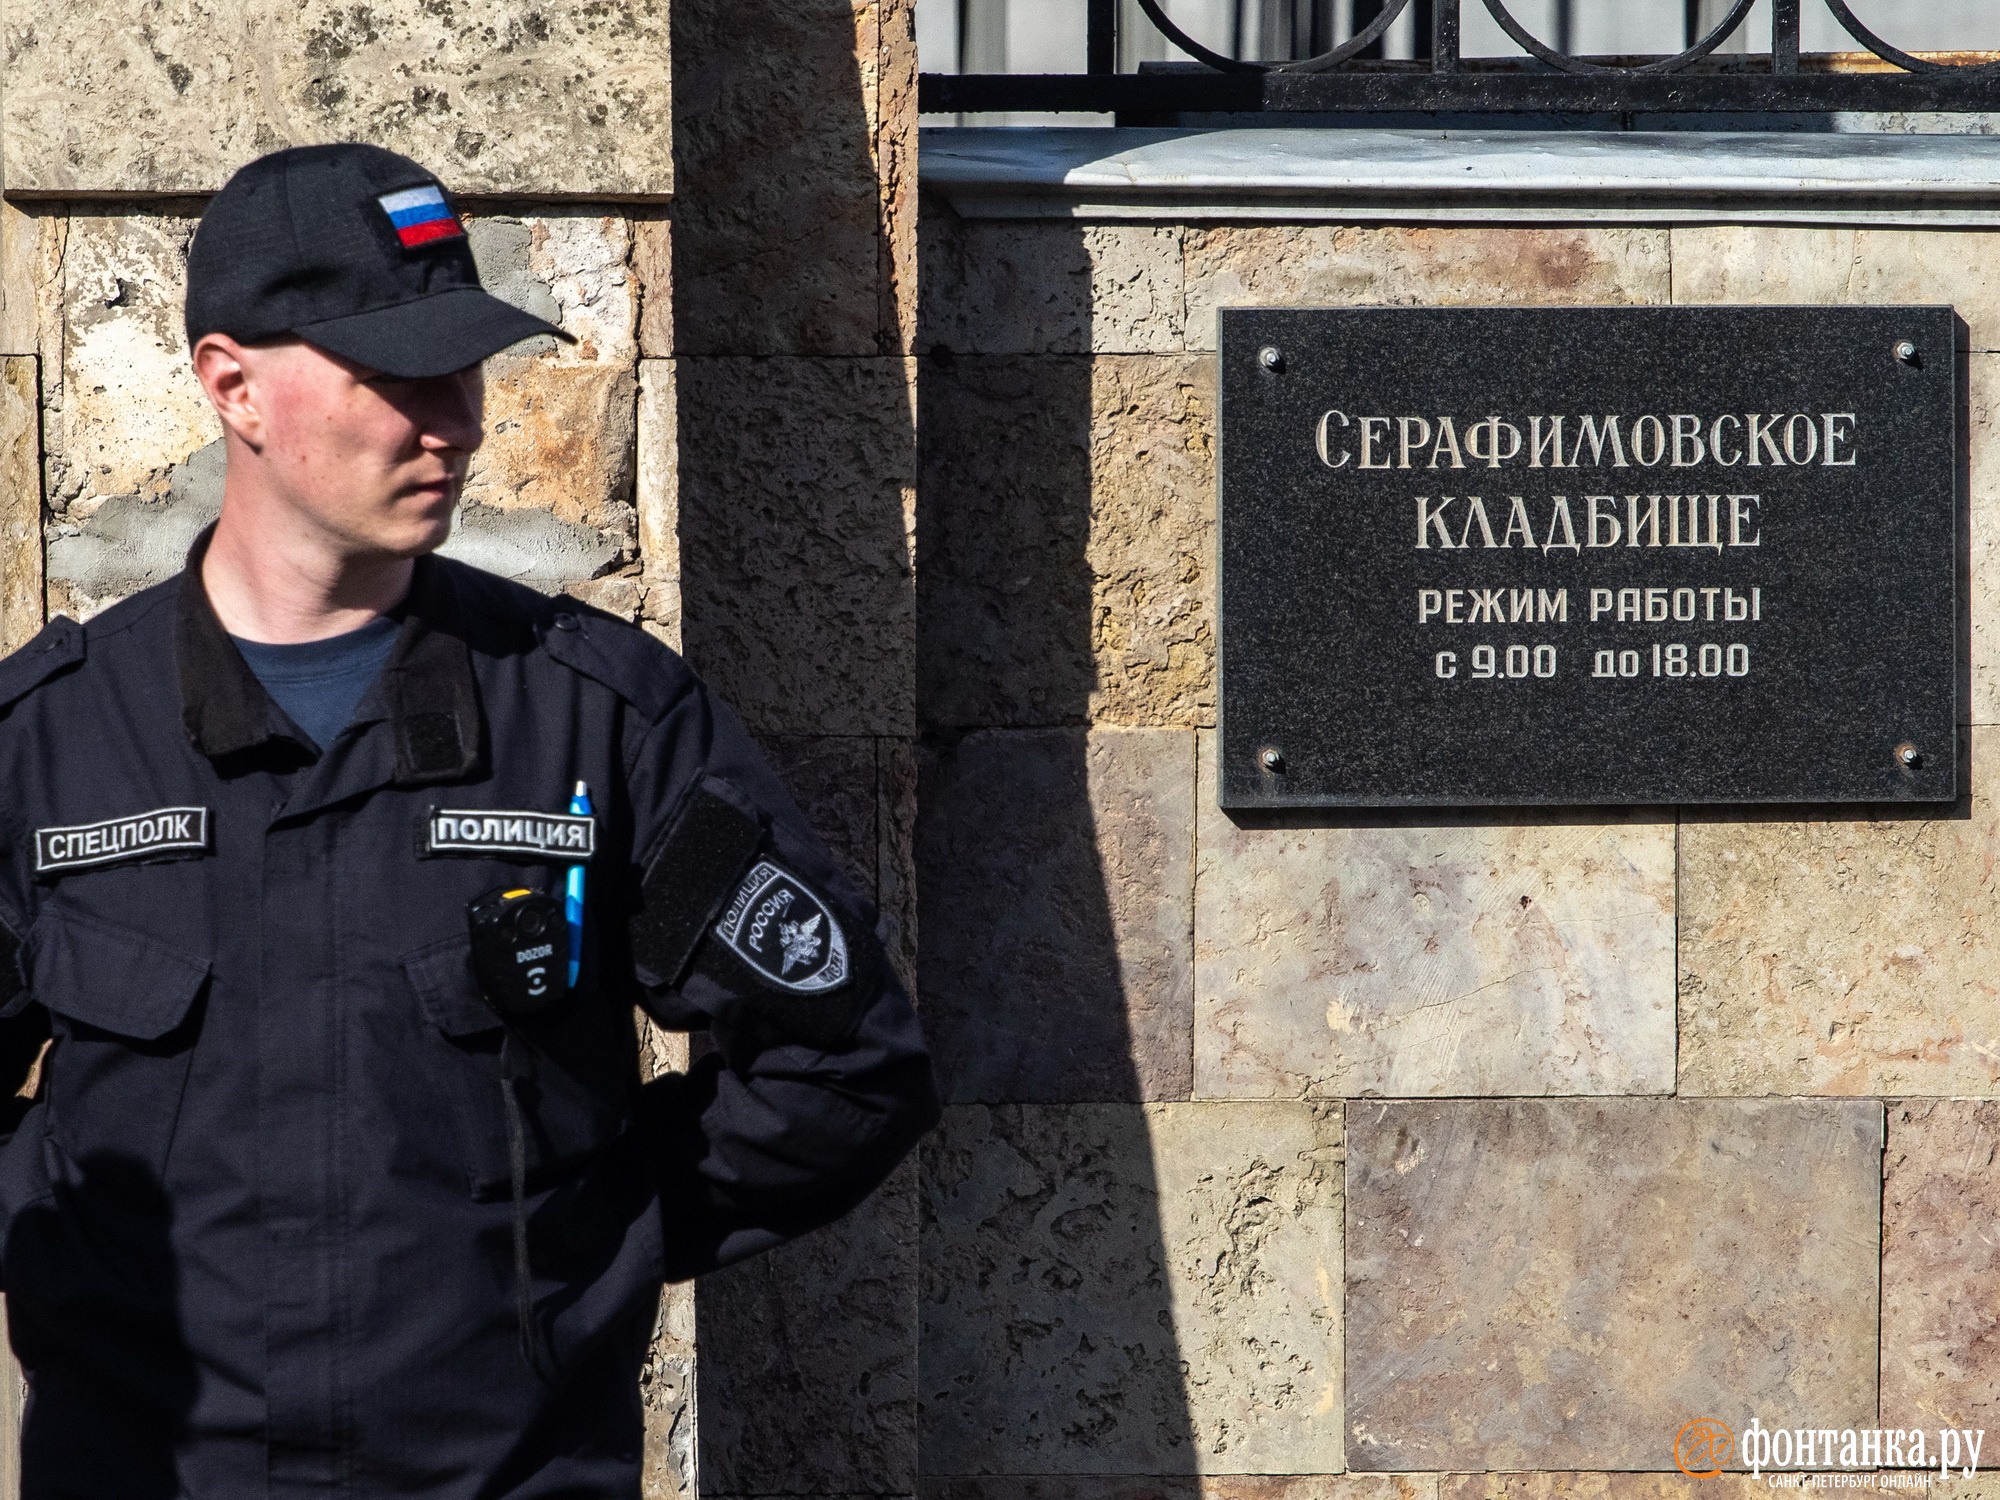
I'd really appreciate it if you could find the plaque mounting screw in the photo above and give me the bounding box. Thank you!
[1258,346,1285,372]
[1895,340,1920,365]
[1259,747,1285,773]
[1896,742,1922,769]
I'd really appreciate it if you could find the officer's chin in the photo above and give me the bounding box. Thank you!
[387,489,461,558]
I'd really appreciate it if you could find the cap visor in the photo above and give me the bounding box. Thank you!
[294,287,572,378]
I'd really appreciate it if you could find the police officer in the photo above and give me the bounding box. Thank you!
[0,143,939,1497]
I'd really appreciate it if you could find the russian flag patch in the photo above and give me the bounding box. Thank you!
[377,184,464,249]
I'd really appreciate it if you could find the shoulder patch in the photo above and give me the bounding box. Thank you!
[714,861,850,995]
[539,600,686,723]
[0,617,84,715]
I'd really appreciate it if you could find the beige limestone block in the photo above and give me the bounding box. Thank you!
[698,1159,918,1494]
[1670,228,2000,348]
[462,359,637,533]
[877,0,919,358]
[3,1,670,197]
[878,734,918,998]
[920,219,1186,355]
[449,358,635,590]
[671,0,888,355]
[1440,1479,1765,1500]
[756,734,879,900]
[634,218,673,360]
[0,360,42,651]
[927,1479,1437,1500]
[1346,1099,1883,1472]
[921,1102,1343,1476]
[641,1278,696,1500]
[1181,227,1670,353]
[0,1302,18,1500]
[522,214,637,367]
[636,360,681,650]
[917,727,1194,1104]
[51,209,212,516]
[468,209,636,364]
[919,355,1214,730]
[1678,728,2000,1096]
[675,356,915,736]
[1195,739,1675,1099]
[0,203,62,358]
[1970,356,2000,725]
[1881,1100,2000,1435]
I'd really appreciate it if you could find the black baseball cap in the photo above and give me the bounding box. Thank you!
[185,143,571,379]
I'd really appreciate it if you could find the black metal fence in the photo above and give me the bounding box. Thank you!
[920,0,2000,116]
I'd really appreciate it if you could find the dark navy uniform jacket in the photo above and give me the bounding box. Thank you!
[0,546,939,1498]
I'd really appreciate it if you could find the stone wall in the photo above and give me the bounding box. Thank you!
[666,4,921,1500]
[3,0,932,1486]
[15,1,2000,1497]
[913,208,2000,1493]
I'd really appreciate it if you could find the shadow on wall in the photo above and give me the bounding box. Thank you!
[667,0,929,1497]
[913,217,1201,1481]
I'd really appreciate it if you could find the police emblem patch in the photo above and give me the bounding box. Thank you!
[423,809,595,862]
[713,861,850,994]
[35,807,210,874]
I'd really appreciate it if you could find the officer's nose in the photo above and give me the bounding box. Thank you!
[417,365,487,458]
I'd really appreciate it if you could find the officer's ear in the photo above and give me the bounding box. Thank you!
[192,332,266,450]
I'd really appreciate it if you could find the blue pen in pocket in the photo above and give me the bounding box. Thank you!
[566,780,591,987]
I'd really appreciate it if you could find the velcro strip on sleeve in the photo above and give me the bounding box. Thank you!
[630,778,766,987]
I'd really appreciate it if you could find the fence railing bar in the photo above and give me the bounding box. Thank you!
[921,0,2000,114]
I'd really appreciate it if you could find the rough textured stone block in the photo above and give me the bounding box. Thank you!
[46,441,222,620]
[1440,1479,1763,1500]
[1180,227,1669,352]
[456,211,639,590]
[642,1280,697,1500]
[455,359,637,585]
[1346,1099,1883,1472]
[1881,1100,2000,1435]
[636,218,674,359]
[918,728,1193,1104]
[1678,728,2000,1096]
[1195,743,1675,1099]
[1969,356,2000,726]
[475,211,639,367]
[1670,228,2000,349]
[878,0,919,360]
[921,1103,1343,1477]
[39,206,641,613]
[927,1480,1435,1500]
[3,0,671,196]
[0,201,58,358]
[757,735,880,899]
[48,209,211,518]
[920,218,1184,355]
[671,0,887,355]
[919,355,1214,730]
[698,1159,918,1495]
[676,356,915,736]
[0,359,42,653]
[636,359,681,650]
[878,735,919,998]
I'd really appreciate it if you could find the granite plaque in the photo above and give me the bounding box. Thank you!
[1219,306,1958,808]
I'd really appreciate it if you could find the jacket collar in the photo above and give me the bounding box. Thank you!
[173,526,484,784]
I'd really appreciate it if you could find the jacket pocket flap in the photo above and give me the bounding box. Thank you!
[404,935,501,1036]
[28,907,209,1040]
